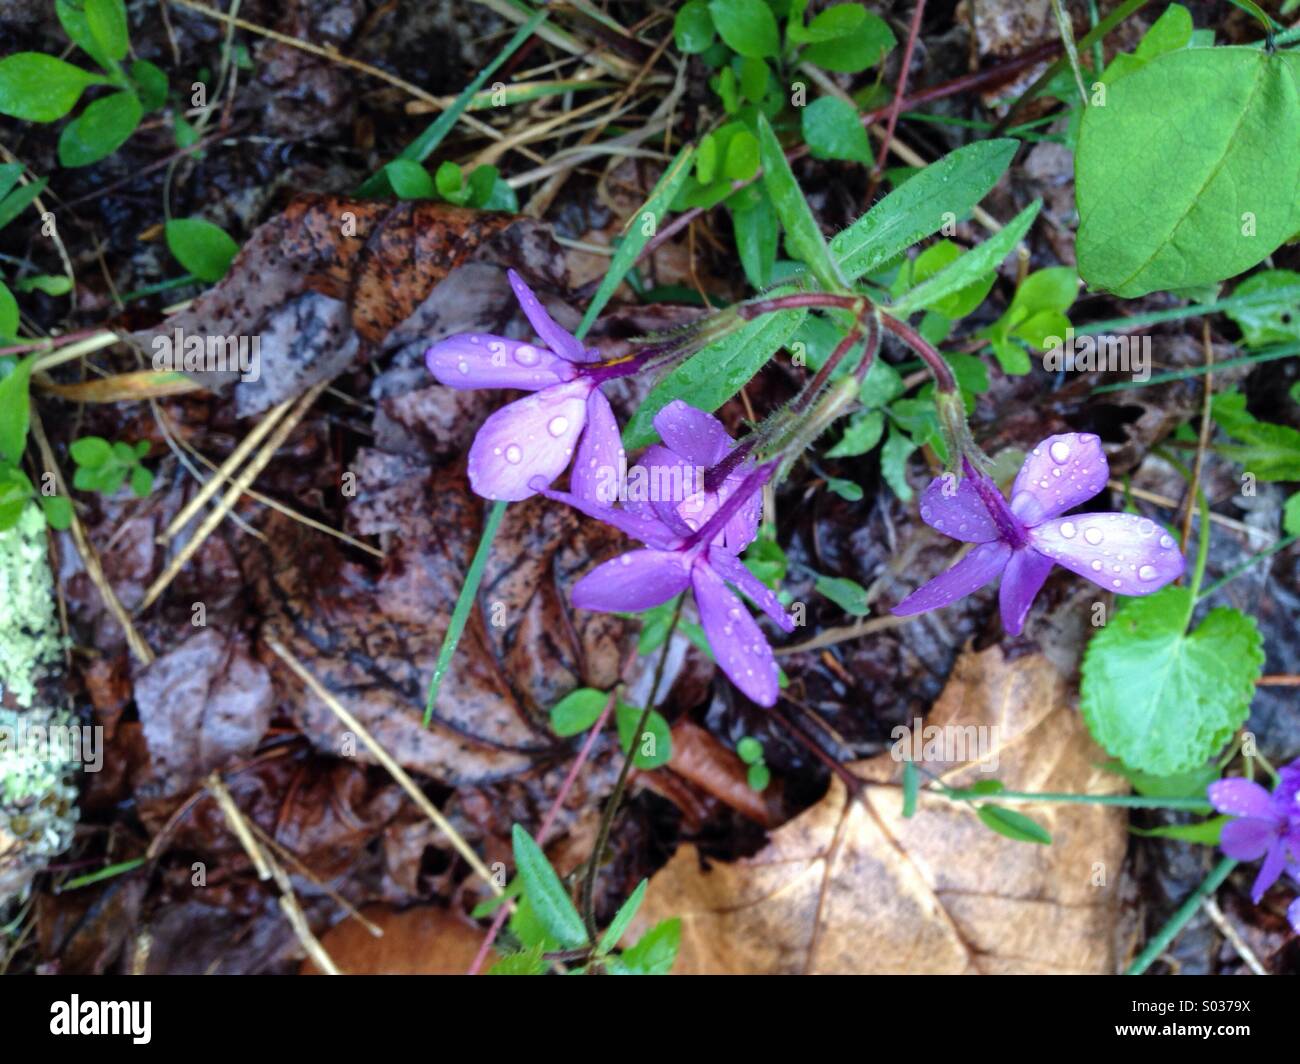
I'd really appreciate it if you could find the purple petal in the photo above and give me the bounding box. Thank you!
[918,475,1000,543]
[1219,817,1277,862]
[1011,432,1110,525]
[1028,513,1185,595]
[533,483,681,550]
[1251,841,1287,904]
[572,549,692,613]
[507,270,592,363]
[692,562,780,707]
[426,333,575,390]
[569,389,623,504]
[653,400,732,466]
[1208,778,1276,820]
[1288,897,1300,936]
[717,472,761,554]
[466,380,590,501]
[892,541,1011,617]
[641,445,703,537]
[708,547,795,632]
[998,548,1055,635]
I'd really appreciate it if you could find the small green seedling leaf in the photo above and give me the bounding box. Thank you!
[165,218,239,282]
[511,824,587,948]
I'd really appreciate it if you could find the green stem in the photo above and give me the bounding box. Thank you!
[1125,857,1237,975]
[423,499,508,726]
[943,789,1212,811]
[1093,340,1300,393]
[1188,489,1212,604]
[1197,535,1298,601]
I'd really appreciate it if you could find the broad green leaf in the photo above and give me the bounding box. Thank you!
[801,96,871,164]
[579,145,694,336]
[708,0,779,58]
[130,59,168,111]
[435,161,465,203]
[386,159,435,199]
[57,89,142,167]
[890,200,1041,315]
[623,300,805,448]
[165,218,239,282]
[1224,269,1300,347]
[0,354,36,462]
[830,139,1018,280]
[615,701,672,769]
[0,468,33,529]
[976,805,1052,845]
[86,0,129,63]
[1134,3,1193,61]
[738,56,769,104]
[596,879,647,955]
[1076,48,1300,297]
[0,282,16,342]
[731,184,777,289]
[1080,587,1263,776]
[674,0,716,53]
[57,0,113,69]
[549,687,607,736]
[609,918,681,975]
[511,824,587,948]
[724,129,760,180]
[801,11,894,72]
[0,54,106,122]
[756,113,843,291]
[815,574,871,615]
[788,0,866,44]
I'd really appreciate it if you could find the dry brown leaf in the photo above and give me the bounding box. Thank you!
[302,905,485,975]
[635,645,1128,974]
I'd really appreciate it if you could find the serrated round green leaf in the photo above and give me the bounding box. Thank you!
[386,159,435,199]
[674,0,716,54]
[511,824,587,948]
[1080,588,1264,776]
[165,218,239,282]
[976,805,1052,845]
[1224,269,1300,347]
[708,0,779,58]
[550,687,608,736]
[0,54,104,122]
[1076,48,1300,297]
[801,96,872,164]
[58,89,142,167]
[69,436,112,468]
[801,12,895,72]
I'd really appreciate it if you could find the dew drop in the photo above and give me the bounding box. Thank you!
[1112,579,1122,588]
[1049,440,1071,463]
[457,361,470,375]
[1138,564,1157,581]
[547,416,569,436]
[1090,560,1102,572]
[515,344,540,366]
[1060,521,1077,539]
[1084,527,1103,545]
[504,444,522,464]
[1138,519,1155,536]
[1159,534,1174,549]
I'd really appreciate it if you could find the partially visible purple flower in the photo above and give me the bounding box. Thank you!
[1208,761,1300,933]
[892,432,1185,634]
[425,270,620,502]
[536,402,792,707]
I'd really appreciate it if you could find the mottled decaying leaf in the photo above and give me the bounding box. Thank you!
[634,646,1128,974]
[303,906,485,974]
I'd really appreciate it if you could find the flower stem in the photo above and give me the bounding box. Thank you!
[580,597,682,942]
[942,788,1212,811]
[879,313,957,393]
[1125,857,1237,975]
[1197,535,1298,601]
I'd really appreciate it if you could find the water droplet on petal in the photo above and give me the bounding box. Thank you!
[548,416,569,436]
[1090,560,1102,572]
[1060,522,1077,539]
[1138,564,1157,581]
[1084,527,1103,545]
[515,344,539,366]
[1159,534,1174,549]
[1049,441,1071,463]
[1138,519,1155,535]
[504,444,522,464]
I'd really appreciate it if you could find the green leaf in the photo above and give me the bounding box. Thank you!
[976,805,1052,845]
[0,282,16,342]
[14,274,72,297]
[730,184,777,289]
[0,467,33,529]
[1129,816,1227,844]
[1224,269,1300,347]
[0,176,49,232]
[743,536,787,587]
[0,54,106,122]
[1104,758,1220,801]
[70,435,113,468]
[825,409,883,458]
[890,201,1041,315]
[801,96,871,164]
[708,0,780,58]
[615,701,672,769]
[549,687,608,737]
[86,0,129,63]
[747,762,770,791]
[386,159,436,199]
[788,0,866,44]
[1080,587,1263,776]
[756,113,843,291]
[58,89,142,167]
[487,944,547,975]
[907,239,995,319]
[738,56,770,104]
[880,426,916,502]
[434,161,466,203]
[830,139,1018,281]
[0,355,36,463]
[724,129,760,181]
[736,736,763,764]
[824,475,862,500]
[815,574,871,615]
[130,59,169,111]
[1217,422,1300,481]
[165,218,239,282]
[901,760,919,817]
[596,879,647,955]
[1076,48,1300,297]
[801,11,895,72]
[1285,491,1300,537]
[510,824,587,948]
[1133,3,1193,62]
[579,145,695,337]
[623,299,805,448]
[610,918,681,975]
[40,493,73,530]
[57,0,112,69]
[675,0,716,53]
[129,463,153,497]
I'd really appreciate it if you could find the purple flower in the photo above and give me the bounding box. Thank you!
[536,402,791,707]
[1208,761,1300,933]
[425,270,622,501]
[892,432,1185,634]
